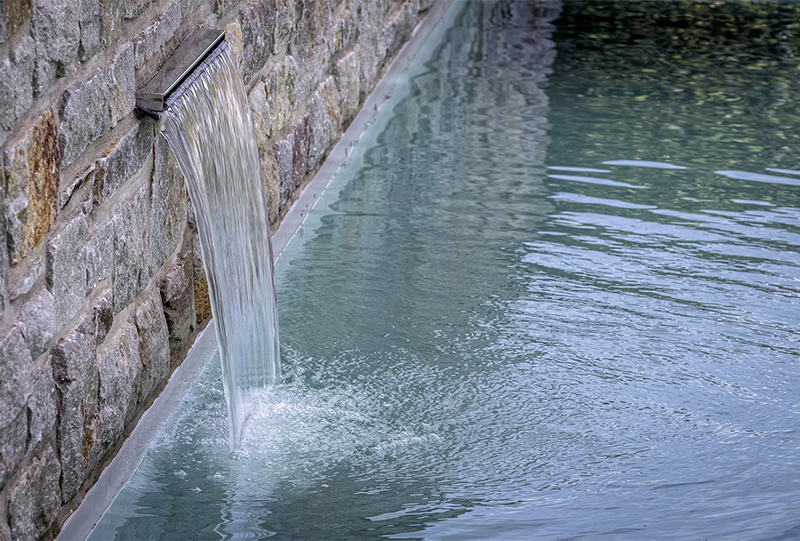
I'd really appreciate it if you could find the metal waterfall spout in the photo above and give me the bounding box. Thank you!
[140,31,281,449]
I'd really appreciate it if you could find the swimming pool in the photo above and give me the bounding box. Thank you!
[88,1,800,539]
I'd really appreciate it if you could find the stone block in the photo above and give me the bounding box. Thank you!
[192,233,210,323]
[249,80,268,150]
[31,0,80,96]
[150,134,187,274]
[46,213,88,324]
[86,216,113,294]
[159,241,195,354]
[291,113,308,188]
[383,0,418,60]
[9,256,43,301]
[0,499,10,541]
[77,0,101,61]
[112,185,150,313]
[224,19,243,69]
[260,147,280,230]
[333,45,361,125]
[0,0,32,42]
[326,8,355,57]
[60,164,93,209]
[289,0,331,103]
[2,108,60,265]
[97,319,140,446]
[263,55,298,139]
[133,0,181,70]
[7,444,61,541]
[92,287,113,345]
[307,76,340,170]
[51,315,100,502]
[58,43,134,168]
[19,290,57,359]
[0,34,34,145]
[134,288,170,403]
[240,0,275,82]
[272,0,294,54]
[26,362,56,455]
[94,121,152,207]
[0,327,33,491]
[273,136,293,206]
[353,0,386,95]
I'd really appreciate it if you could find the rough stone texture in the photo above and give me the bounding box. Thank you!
[0,35,35,146]
[307,75,340,170]
[249,80,269,150]
[260,147,280,230]
[58,43,135,168]
[112,185,150,313]
[353,0,388,97]
[31,0,80,96]
[263,55,298,139]
[271,0,294,54]
[291,113,309,189]
[97,320,140,446]
[86,217,114,294]
[92,288,113,345]
[60,164,93,210]
[3,108,59,265]
[0,498,10,541]
[9,256,43,301]
[273,136,293,206]
[7,444,61,541]
[46,213,88,324]
[383,0,419,60]
[150,135,187,274]
[51,314,99,502]
[239,0,275,82]
[290,0,331,104]
[77,0,102,61]
[192,232,211,323]
[159,241,195,354]
[94,121,152,208]
[133,0,181,70]
[326,8,355,57]
[19,290,57,359]
[334,45,361,124]
[1,0,33,42]
[0,327,33,491]
[133,288,170,404]
[26,362,56,455]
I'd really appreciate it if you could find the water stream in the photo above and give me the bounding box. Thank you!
[161,41,281,449]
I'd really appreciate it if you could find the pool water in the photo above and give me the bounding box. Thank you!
[89,1,800,539]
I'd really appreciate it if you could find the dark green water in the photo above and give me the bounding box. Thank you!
[90,1,800,539]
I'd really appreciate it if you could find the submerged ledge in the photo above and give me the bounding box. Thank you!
[56,1,451,539]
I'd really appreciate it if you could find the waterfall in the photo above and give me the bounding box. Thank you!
[161,40,281,449]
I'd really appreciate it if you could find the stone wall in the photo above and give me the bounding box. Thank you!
[0,0,432,538]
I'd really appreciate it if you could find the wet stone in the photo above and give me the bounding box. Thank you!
[192,233,211,323]
[150,135,187,274]
[159,242,195,354]
[260,147,280,230]
[19,289,57,359]
[46,213,88,324]
[134,288,170,404]
[7,444,61,541]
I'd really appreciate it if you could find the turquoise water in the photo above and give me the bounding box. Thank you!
[89,1,800,539]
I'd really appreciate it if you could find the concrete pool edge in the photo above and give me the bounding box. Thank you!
[56,1,452,539]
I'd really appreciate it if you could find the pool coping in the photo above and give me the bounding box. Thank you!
[56,1,451,539]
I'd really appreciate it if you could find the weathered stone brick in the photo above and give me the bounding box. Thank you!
[192,232,210,323]
[112,185,150,313]
[97,320,140,445]
[0,498,10,541]
[26,362,56,455]
[383,0,418,60]
[334,45,361,125]
[224,19,243,69]
[273,136,293,206]
[46,213,88,324]
[77,0,101,61]
[19,289,57,359]
[92,287,113,345]
[59,43,134,168]
[291,113,308,188]
[307,76,340,170]
[9,256,43,301]
[60,164,93,209]
[7,444,61,541]
[31,0,80,96]
[86,217,113,294]
[51,314,100,502]
[0,34,34,145]
[263,55,298,139]
[272,0,294,54]
[290,0,331,103]
[0,327,33,491]
[261,147,280,230]
[150,135,187,274]
[94,121,152,207]
[133,0,181,70]
[134,288,170,404]
[240,0,275,82]
[2,108,60,264]
[326,8,355,56]
[0,0,33,42]
[353,0,388,96]
[159,241,195,354]
[249,80,269,150]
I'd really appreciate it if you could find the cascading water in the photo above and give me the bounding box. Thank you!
[160,40,280,449]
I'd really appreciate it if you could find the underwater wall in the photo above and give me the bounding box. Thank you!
[0,0,431,538]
